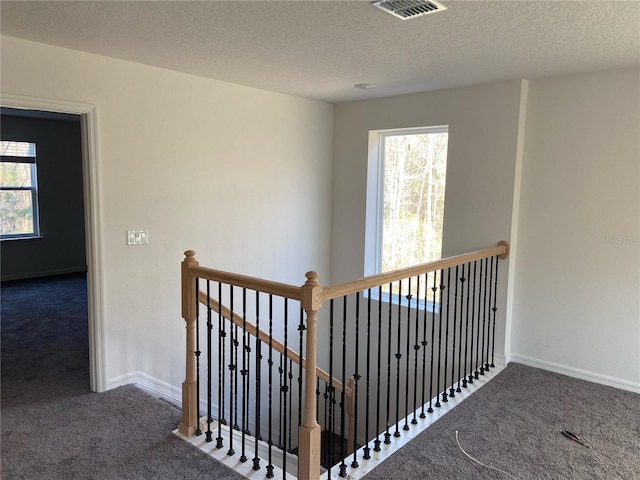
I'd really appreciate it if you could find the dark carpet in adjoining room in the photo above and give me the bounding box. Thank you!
[1,274,243,480]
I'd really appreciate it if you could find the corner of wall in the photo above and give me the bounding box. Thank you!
[503,79,529,359]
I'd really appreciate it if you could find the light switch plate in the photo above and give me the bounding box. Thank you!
[126,230,148,245]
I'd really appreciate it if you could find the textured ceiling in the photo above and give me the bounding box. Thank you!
[1,0,639,103]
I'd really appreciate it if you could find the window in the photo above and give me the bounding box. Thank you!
[1,141,40,239]
[365,126,448,306]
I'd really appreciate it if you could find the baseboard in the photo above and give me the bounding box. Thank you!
[107,371,182,406]
[508,354,640,394]
[1,266,87,282]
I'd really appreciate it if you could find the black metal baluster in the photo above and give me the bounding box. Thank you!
[480,257,489,375]
[394,281,402,437]
[234,320,240,430]
[384,283,392,445]
[217,281,225,449]
[468,261,477,384]
[319,378,324,467]
[441,268,451,403]
[484,257,493,372]
[282,300,289,477]
[195,277,202,436]
[319,385,322,431]
[320,378,325,467]
[288,358,294,454]
[363,289,372,460]
[278,355,283,455]
[374,285,383,452]
[328,299,335,476]
[206,281,213,442]
[459,264,468,390]
[329,385,336,471]
[435,271,444,408]
[450,267,459,397]
[474,259,483,379]
[403,278,411,431]
[427,272,437,413]
[253,291,261,471]
[491,256,500,368]
[351,293,360,468]
[228,285,235,456]
[339,296,347,477]
[266,295,274,478]
[411,275,421,424]
[420,274,429,418]
[240,289,248,462]
[298,309,305,434]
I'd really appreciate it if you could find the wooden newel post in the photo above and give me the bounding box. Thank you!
[298,271,323,480]
[178,250,199,436]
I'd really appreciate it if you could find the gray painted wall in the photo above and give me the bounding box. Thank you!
[1,112,86,281]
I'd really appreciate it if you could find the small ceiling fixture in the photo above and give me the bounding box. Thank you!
[371,0,447,20]
[354,83,376,90]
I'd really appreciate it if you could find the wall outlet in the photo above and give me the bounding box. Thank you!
[126,230,148,246]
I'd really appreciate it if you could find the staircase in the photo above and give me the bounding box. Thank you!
[176,242,509,479]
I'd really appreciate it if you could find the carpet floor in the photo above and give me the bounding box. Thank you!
[2,275,639,479]
[361,363,640,480]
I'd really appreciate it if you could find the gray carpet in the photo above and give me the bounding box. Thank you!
[362,363,640,480]
[3,275,639,479]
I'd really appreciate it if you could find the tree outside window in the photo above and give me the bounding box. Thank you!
[1,141,40,238]
[366,126,448,305]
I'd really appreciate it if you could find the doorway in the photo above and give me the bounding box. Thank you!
[0,94,105,392]
[1,109,90,394]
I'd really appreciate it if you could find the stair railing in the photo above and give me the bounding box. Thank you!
[179,241,509,480]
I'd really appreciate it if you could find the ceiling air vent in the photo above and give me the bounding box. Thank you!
[371,0,447,20]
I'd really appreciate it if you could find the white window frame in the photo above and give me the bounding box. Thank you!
[1,141,41,240]
[364,125,449,310]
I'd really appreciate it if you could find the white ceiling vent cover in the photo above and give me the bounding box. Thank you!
[372,0,447,20]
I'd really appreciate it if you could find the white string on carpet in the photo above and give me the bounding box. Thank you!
[455,430,520,480]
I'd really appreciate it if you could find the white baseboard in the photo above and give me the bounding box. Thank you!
[106,371,255,432]
[107,371,182,406]
[508,354,640,394]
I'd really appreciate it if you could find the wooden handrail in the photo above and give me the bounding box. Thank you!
[198,291,353,397]
[322,241,509,301]
[190,265,301,301]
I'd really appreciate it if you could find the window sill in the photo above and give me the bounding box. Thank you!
[0,235,44,242]
[365,289,440,314]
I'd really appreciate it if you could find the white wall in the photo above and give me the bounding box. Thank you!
[1,36,334,392]
[3,35,637,396]
[331,80,527,361]
[512,68,640,390]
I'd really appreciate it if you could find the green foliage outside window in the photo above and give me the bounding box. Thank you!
[382,131,448,302]
[1,141,38,237]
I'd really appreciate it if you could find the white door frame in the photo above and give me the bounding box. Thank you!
[1,93,107,392]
